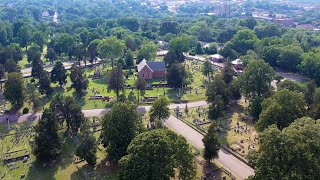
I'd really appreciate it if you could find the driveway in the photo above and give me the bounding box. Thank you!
[165,115,255,180]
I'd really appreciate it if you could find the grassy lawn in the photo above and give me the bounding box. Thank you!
[0,118,118,180]
[10,58,210,113]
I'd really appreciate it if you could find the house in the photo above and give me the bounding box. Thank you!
[209,54,225,62]
[231,59,244,75]
[138,60,166,80]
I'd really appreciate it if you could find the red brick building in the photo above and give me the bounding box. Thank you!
[138,60,166,80]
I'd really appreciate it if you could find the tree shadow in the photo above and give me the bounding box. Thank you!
[70,159,119,180]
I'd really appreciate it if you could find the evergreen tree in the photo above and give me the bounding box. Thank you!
[34,109,61,162]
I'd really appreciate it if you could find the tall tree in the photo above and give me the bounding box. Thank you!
[149,97,170,128]
[102,102,143,161]
[135,76,147,104]
[119,130,196,180]
[221,61,234,84]
[202,123,220,165]
[27,44,42,63]
[51,61,67,87]
[208,95,224,120]
[45,48,57,63]
[70,64,89,95]
[239,60,275,97]
[31,57,43,79]
[107,66,125,100]
[250,117,320,180]
[50,95,85,133]
[76,126,97,166]
[202,60,213,79]
[137,41,158,62]
[169,34,192,63]
[124,49,134,67]
[87,39,101,64]
[159,21,180,35]
[4,59,20,73]
[39,71,52,95]
[98,36,125,66]
[4,72,25,105]
[257,89,306,131]
[34,109,61,162]
[206,74,229,105]
[166,63,188,88]
[17,24,32,51]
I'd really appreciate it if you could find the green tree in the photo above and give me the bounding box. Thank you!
[159,21,180,35]
[76,131,97,166]
[50,95,85,133]
[27,44,41,63]
[26,83,40,112]
[98,36,125,66]
[250,96,264,121]
[31,57,43,79]
[70,64,89,95]
[137,41,158,61]
[257,89,306,131]
[202,60,213,78]
[229,29,258,55]
[107,66,125,100]
[0,64,5,88]
[135,76,147,104]
[149,97,170,128]
[202,123,220,165]
[250,117,320,180]
[169,34,192,63]
[34,109,61,162]
[102,102,142,161]
[17,24,32,51]
[239,60,275,97]
[238,17,257,30]
[51,61,67,87]
[119,129,196,180]
[298,48,320,85]
[39,71,52,95]
[206,74,229,105]
[87,39,101,64]
[221,61,234,84]
[32,31,46,50]
[4,59,19,73]
[166,63,187,88]
[4,72,25,105]
[208,95,224,120]
[45,48,57,63]
[124,49,134,68]
[309,88,320,120]
[261,45,280,67]
[277,45,303,72]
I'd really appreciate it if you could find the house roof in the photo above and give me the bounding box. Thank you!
[210,54,224,59]
[138,59,165,72]
[231,59,243,65]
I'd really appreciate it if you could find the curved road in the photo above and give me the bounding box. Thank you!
[0,100,254,179]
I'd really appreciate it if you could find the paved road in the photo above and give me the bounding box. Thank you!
[0,100,255,179]
[0,101,208,123]
[165,115,255,180]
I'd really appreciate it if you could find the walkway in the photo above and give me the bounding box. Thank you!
[165,115,255,179]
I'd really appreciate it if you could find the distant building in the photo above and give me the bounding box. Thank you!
[231,59,244,75]
[209,54,225,63]
[138,60,166,80]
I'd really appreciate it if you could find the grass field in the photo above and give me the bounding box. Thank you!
[0,118,118,180]
[8,58,210,113]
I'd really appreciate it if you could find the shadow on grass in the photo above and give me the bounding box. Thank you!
[70,159,119,180]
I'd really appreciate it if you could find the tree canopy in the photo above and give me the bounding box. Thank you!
[119,129,196,180]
